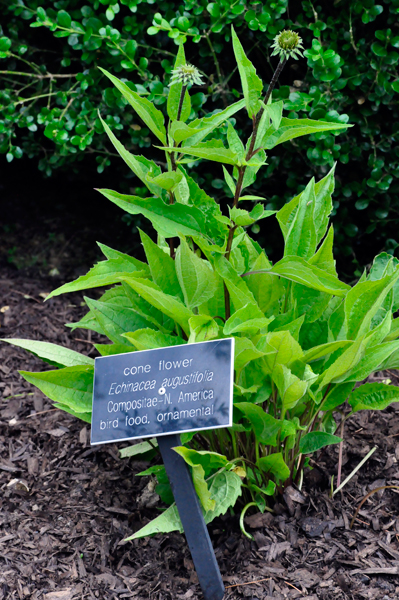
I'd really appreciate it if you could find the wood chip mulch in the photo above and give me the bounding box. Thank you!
[2,269,399,600]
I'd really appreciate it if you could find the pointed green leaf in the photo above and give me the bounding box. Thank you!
[2,339,94,368]
[126,470,242,539]
[302,340,353,363]
[20,365,94,415]
[265,256,350,297]
[343,341,399,382]
[139,230,182,299]
[95,343,133,356]
[100,116,165,198]
[184,99,245,147]
[299,432,342,454]
[161,139,239,165]
[224,303,270,335]
[188,316,219,343]
[46,243,148,299]
[121,277,194,335]
[176,238,217,309]
[259,330,304,373]
[277,166,335,245]
[100,68,167,144]
[262,118,350,150]
[227,122,245,159]
[84,296,152,345]
[123,329,184,351]
[317,336,367,391]
[97,189,208,239]
[234,402,280,445]
[234,337,265,371]
[119,439,158,459]
[231,26,263,118]
[272,364,307,411]
[167,45,191,122]
[345,267,399,340]
[284,178,317,259]
[257,453,290,483]
[348,383,399,413]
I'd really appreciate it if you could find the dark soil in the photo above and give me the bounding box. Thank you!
[2,198,399,599]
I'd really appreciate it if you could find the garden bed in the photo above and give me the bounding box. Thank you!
[1,267,399,600]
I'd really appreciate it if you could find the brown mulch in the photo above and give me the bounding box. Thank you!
[2,269,399,600]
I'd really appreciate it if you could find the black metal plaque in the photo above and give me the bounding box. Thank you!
[91,338,234,445]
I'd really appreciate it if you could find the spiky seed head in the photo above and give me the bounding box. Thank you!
[270,30,304,61]
[169,63,204,87]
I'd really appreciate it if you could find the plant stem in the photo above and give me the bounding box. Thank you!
[223,58,288,319]
[177,84,187,122]
[336,417,345,490]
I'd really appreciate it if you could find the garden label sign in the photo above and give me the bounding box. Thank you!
[91,338,234,600]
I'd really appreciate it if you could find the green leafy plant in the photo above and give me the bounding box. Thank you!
[2,1,399,273]
[4,28,399,540]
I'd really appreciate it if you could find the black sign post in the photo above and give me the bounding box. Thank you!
[91,338,234,600]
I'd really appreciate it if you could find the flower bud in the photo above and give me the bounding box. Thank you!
[271,30,304,61]
[169,63,204,87]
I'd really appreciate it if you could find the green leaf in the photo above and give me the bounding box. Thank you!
[316,336,367,392]
[224,303,270,335]
[167,45,191,122]
[188,316,219,343]
[234,402,280,445]
[57,10,72,28]
[123,329,185,351]
[231,26,263,118]
[345,267,399,340]
[126,470,242,539]
[180,167,227,243]
[185,99,245,147]
[20,365,94,416]
[260,330,304,373]
[147,170,183,192]
[227,122,245,159]
[97,189,208,239]
[100,116,165,198]
[2,339,94,368]
[272,364,308,411]
[348,383,399,413]
[245,252,284,314]
[121,277,194,335]
[99,68,167,144]
[343,341,399,382]
[257,453,290,483]
[173,447,231,511]
[223,166,236,196]
[173,447,216,511]
[277,166,335,245]
[266,256,350,297]
[284,178,317,260]
[139,230,182,299]
[322,382,354,411]
[302,340,352,363]
[175,238,217,309]
[234,336,265,371]
[119,439,158,459]
[160,139,239,165]
[84,296,152,345]
[267,100,283,130]
[262,118,350,150]
[95,343,134,356]
[46,243,148,299]
[299,432,342,454]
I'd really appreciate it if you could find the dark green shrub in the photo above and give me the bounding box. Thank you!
[1,0,399,272]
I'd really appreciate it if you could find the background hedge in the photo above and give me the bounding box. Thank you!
[1,0,399,276]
